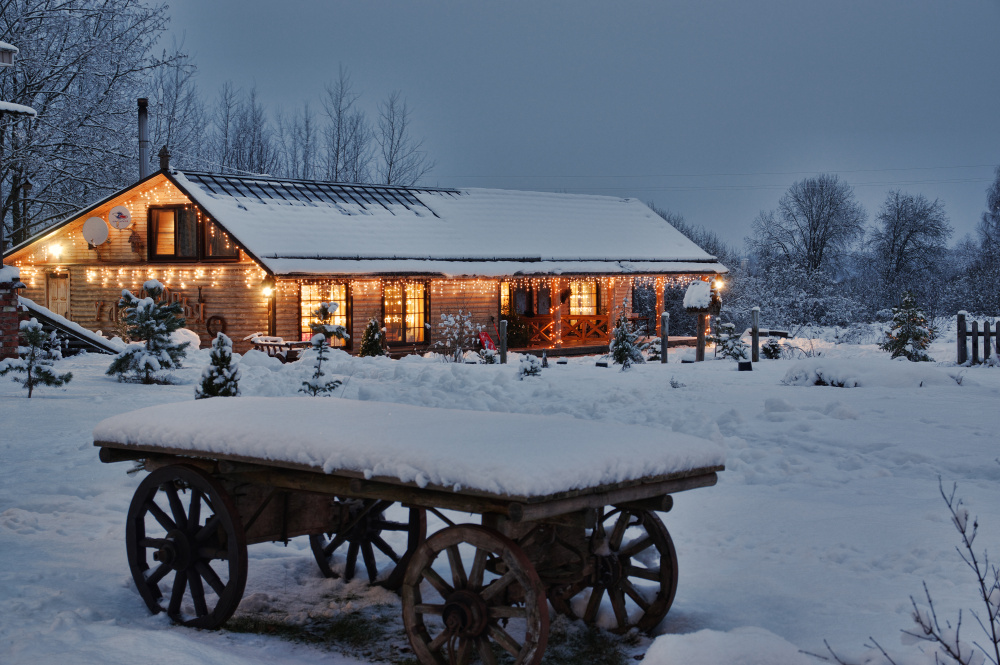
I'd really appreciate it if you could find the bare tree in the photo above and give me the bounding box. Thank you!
[147,41,207,174]
[217,85,276,175]
[979,165,1000,255]
[211,81,238,173]
[275,102,318,179]
[320,67,372,183]
[375,90,433,186]
[751,174,866,273]
[868,190,951,287]
[1,0,175,247]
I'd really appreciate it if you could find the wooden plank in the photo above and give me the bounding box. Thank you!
[95,440,722,516]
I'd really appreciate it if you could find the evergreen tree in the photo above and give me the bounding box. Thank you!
[107,280,189,383]
[0,318,72,397]
[300,302,346,396]
[195,333,241,399]
[609,299,645,370]
[517,354,542,379]
[715,322,750,361]
[879,292,936,362]
[358,317,387,357]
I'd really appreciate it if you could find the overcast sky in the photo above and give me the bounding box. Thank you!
[164,0,1000,249]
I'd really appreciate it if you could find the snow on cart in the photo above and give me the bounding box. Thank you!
[94,397,724,665]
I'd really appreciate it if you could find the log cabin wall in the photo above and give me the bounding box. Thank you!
[350,279,384,347]
[6,175,270,353]
[428,279,498,348]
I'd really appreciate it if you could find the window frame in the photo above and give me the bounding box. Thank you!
[569,279,600,316]
[299,281,352,349]
[147,204,241,263]
[382,280,430,346]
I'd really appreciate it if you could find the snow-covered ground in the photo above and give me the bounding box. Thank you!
[3,329,1000,665]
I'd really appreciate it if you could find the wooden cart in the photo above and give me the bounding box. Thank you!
[95,398,723,665]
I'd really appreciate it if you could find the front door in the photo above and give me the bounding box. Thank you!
[47,273,70,319]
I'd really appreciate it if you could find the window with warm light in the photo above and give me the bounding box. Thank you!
[383,281,428,344]
[300,283,349,346]
[149,206,239,261]
[569,279,599,316]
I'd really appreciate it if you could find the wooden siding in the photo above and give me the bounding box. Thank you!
[7,174,269,352]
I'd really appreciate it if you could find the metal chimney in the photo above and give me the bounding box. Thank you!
[138,98,149,180]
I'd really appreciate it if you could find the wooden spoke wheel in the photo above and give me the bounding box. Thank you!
[550,508,678,634]
[125,464,248,629]
[402,524,549,665]
[309,499,426,590]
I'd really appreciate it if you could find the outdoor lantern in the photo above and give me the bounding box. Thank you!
[0,42,17,68]
[712,278,724,291]
[261,275,275,297]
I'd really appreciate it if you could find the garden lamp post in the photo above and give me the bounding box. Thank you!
[0,41,37,261]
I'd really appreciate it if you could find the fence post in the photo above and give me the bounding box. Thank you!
[972,320,980,365]
[751,307,760,363]
[957,311,967,364]
[696,314,707,362]
[499,320,508,364]
[985,321,992,362]
[660,312,669,363]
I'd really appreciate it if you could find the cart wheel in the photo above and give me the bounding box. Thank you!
[550,508,678,634]
[402,524,548,665]
[125,464,248,629]
[309,499,426,590]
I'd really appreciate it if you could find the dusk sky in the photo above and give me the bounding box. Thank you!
[164,1,1000,249]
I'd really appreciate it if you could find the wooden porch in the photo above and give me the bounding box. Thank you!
[523,313,611,347]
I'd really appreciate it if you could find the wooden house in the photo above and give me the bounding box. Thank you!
[3,164,727,355]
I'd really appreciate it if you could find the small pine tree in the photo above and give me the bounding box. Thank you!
[300,302,346,396]
[715,322,750,361]
[107,280,189,383]
[609,298,645,370]
[196,332,241,399]
[0,318,73,397]
[761,337,783,360]
[358,317,387,357]
[518,354,542,379]
[879,292,936,362]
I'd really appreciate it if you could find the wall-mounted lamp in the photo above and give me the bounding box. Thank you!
[49,243,63,260]
[261,275,275,298]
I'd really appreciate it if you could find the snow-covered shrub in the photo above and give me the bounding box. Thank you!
[300,302,346,396]
[358,318,387,357]
[195,333,240,399]
[106,280,189,383]
[761,337,783,360]
[645,337,662,362]
[879,292,936,362]
[434,310,482,362]
[518,354,542,379]
[478,347,499,364]
[609,299,645,370]
[0,318,72,397]
[714,322,749,361]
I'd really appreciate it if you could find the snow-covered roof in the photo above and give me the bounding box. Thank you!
[171,171,727,277]
[0,264,19,282]
[0,41,18,52]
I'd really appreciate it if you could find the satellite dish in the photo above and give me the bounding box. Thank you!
[82,217,109,247]
[108,205,132,230]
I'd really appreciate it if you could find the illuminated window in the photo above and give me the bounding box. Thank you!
[300,283,349,346]
[383,281,428,344]
[150,207,197,259]
[149,206,239,262]
[569,279,598,315]
[205,222,239,259]
[500,282,511,315]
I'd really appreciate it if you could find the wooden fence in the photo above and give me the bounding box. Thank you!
[957,312,997,364]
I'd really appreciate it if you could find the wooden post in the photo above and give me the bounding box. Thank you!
[660,312,669,363]
[972,320,980,365]
[957,311,967,364]
[499,319,508,364]
[696,314,707,362]
[751,307,760,363]
[985,321,992,362]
